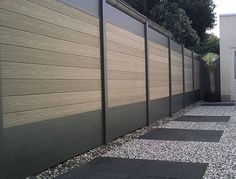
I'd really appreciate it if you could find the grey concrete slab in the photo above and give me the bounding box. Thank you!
[201,102,235,106]
[140,128,224,142]
[57,157,208,179]
[174,115,230,122]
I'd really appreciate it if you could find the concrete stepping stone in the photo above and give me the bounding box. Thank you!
[139,128,224,142]
[201,102,235,106]
[174,115,230,122]
[57,157,208,179]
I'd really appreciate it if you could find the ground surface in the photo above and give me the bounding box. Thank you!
[34,103,236,179]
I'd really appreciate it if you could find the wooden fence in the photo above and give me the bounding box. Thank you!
[0,0,201,178]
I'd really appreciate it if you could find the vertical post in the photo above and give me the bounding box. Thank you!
[0,45,4,178]
[168,37,172,116]
[144,21,150,125]
[99,0,108,144]
[192,51,195,102]
[182,45,185,107]
[219,58,222,102]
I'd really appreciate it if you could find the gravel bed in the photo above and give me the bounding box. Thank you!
[31,103,200,179]
[103,105,236,179]
[185,105,235,116]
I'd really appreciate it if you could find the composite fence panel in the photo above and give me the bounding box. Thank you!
[170,41,184,112]
[194,53,200,101]
[148,28,170,122]
[0,0,202,178]
[105,3,146,141]
[0,0,103,178]
[184,48,194,105]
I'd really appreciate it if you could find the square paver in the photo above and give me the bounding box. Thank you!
[57,157,208,179]
[201,102,235,106]
[139,128,224,142]
[174,115,230,122]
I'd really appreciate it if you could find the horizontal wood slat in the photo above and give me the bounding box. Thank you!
[0,8,100,48]
[0,26,100,58]
[27,0,99,26]
[1,62,101,80]
[171,50,183,95]
[184,55,193,92]
[108,96,146,108]
[4,101,101,128]
[0,1,102,128]
[149,40,169,100]
[0,44,100,69]
[2,79,101,96]
[106,23,145,107]
[0,0,99,36]
[106,23,144,43]
[194,60,200,89]
[3,91,101,114]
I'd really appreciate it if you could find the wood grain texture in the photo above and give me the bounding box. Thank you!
[0,1,102,128]
[107,40,145,58]
[1,62,101,80]
[149,41,169,100]
[171,51,183,95]
[108,80,145,89]
[107,60,145,73]
[107,23,144,44]
[3,91,101,114]
[107,51,145,66]
[194,60,200,89]
[106,23,145,107]
[0,26,100,58]
[108,88,146,99]
[108,70,145,80]
[27,0,99,26]
[108,95,146,108]
[184,55,193,92]
[2,79,101,96]
[0,0,99,36]
[0,8,100,48]
[0,44,100,69]
[4,101,101,128]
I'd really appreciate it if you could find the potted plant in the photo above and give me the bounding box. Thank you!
[201,53,219,102]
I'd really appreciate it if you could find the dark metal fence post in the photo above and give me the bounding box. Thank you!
[0,43,4,178]
[192,51,195,103]
[182,44,185,107]
[99,0,108,144]
[168,38,172,116]
[144,21,150,126]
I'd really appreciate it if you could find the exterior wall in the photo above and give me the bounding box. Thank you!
[171,41,184,112]
[194,54,200,101]
[148,28,169,122]
[105,3,146,141]
[184,48,194,105]
[0,0,200,178]
[220,14,236,101]
[194,58,200,90]
[0,0,103,178]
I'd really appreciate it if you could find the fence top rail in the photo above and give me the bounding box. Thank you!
[105,0,199,56]
[106,0,171,37]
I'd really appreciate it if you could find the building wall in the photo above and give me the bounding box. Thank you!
[170,41,183,112]
[148,28,170,122]
[220,14,236,101]
[0,0,200,178]
[184,48,194,105]
[0,0,103,178]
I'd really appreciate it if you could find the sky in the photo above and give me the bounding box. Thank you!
[208,0,236,37]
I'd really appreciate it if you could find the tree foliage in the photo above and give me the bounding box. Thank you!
[172,0,216,39]
[124,0,216,50]
[149,1,199,48]
[195,33,219,54]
